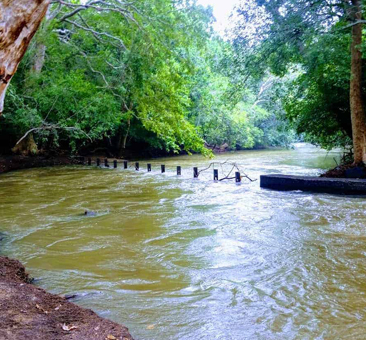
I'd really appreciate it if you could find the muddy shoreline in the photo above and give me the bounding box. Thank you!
[0,256,134,340]
[0,157,137,339]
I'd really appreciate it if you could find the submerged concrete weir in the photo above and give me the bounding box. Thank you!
[260,174,366,195]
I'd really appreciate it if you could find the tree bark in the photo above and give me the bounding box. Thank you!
[122,118,131,149]
[31,8,54,74]
[350,0,366,163]
[32,44,47,73]
[0,0,50,114]
[11,133,38,156]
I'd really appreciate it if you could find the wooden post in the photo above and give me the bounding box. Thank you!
[124,161,128,169]
[113,160,117,168]
[88,157,91,166]
[147,164,152,172]
[235,172,241,183]
[177,166,181,175]
[214,169,218,181]
[104,158,109,167]
[96,158,100,166]
[135,162,139,171]
[193,167,198,178]
[161,164,165,173]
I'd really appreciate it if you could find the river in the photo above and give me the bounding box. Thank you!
[1,144,366,339]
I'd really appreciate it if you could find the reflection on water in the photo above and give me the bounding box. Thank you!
[1,144,366,339]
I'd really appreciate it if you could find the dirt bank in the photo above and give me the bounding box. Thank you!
[321,162,366,178]
[0,256,134,340]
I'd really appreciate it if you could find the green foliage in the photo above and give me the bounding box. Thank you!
[233,0,360,150]
[188,38,295,150]
[281,30,354,150]
[1,0,296,156]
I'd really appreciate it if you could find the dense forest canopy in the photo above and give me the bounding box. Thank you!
[0,0,294,158]
[3,0,366,162]
[233,0,366,163]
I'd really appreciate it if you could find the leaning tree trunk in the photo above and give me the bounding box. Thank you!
[0,0,50,114]
[350,0,366,164]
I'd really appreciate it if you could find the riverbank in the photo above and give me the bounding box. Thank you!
[0,256,134,340]
[0,155,85,174]
[0,145,281,175]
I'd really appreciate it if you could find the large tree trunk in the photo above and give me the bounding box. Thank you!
[0,0,50,114]
[350,0,366,163]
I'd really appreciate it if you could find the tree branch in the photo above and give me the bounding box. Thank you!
[64,19,127,49]
[16,123,92,145]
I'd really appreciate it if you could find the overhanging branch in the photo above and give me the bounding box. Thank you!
[64,19,127,49]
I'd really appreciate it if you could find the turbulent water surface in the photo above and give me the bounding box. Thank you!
[1,144,366,340]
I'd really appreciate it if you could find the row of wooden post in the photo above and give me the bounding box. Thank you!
[86,158,241,182]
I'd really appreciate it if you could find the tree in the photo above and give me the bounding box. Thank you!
[0,0,143,116]
[188,37,294,150]
[1,0,294,157]
[0,0,50,114]
[235,0,366,163]
[349,0,365,163]
[2,0,215,156]
[282,31,353,150]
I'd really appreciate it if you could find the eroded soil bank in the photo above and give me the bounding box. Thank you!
[0,256,134,340]
[321,162,366,178]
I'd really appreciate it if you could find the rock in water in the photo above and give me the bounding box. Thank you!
[84,211,96,216]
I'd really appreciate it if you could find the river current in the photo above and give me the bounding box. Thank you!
[1,144,366,339]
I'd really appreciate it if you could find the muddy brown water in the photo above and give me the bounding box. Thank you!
[1,144,366,340]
